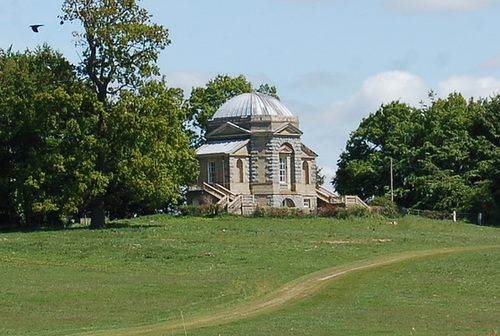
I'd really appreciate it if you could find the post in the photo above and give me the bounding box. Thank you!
[390,157,394,202]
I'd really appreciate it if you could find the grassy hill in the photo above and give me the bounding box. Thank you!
[1,215,499,335]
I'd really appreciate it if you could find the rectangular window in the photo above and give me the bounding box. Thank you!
[279,156,287,183]
[208,162,216,184]
[303,198,311,208]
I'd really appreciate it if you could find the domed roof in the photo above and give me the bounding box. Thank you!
[212,92,294,119]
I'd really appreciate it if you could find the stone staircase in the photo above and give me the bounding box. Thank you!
[200,182,254,215]
[316,186,368,208]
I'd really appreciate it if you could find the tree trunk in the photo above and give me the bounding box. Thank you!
[90,110,107,229]
[90,196,106,229]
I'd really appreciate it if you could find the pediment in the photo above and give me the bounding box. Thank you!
[273,123,303,136]
[207,121,251,139]
[301,143,318,158]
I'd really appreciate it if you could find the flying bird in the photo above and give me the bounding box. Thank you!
[30,24,44,33]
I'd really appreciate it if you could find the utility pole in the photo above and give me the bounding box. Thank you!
[390,157,394,202]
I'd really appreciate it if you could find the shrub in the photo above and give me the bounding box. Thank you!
[317,204,338,217]
[346,205,368,217]
[253,206,268,218]
[177,205,202,216]
[317,204,369,218]
[270,207,289,219]
[368,197,399,217]
[200,204,223,217]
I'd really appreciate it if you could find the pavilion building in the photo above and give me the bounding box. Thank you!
[187,92,365,214]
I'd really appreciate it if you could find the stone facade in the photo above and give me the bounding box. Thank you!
[188,93,318,213]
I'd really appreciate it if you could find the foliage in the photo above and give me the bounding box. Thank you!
[0,46,99,228]
[368,196,399,217]
[60,0,170,98]
[186,74,279,145]
[60,0,190,228]
[251,206,307,219]
[315,166,326,187]
[333,93,500,222]
[316,204,339,217]
[105,80,198,218]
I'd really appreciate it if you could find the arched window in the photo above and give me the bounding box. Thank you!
[282,198,295,207]
[302,161,310,185]
[236,159,244,183]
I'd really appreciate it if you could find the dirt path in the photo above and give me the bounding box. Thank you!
[89,245,500,336]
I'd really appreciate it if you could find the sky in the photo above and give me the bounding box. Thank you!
[2,0,500,189]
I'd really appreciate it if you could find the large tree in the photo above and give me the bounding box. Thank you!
[0,46,98,227]
[187,74,279,146]
[333,93,500,221]
[61,0,173,228]
[105,81,198,218]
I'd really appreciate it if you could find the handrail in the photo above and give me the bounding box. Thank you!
[215,183,236,198]
[202,182,227,199]
[316,187,368,208]
[227,195,243,214]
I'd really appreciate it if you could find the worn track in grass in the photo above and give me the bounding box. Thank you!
[85,245,500,336]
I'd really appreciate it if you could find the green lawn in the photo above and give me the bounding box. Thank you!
[1,215,499,335]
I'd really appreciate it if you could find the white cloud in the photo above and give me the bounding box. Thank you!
[385,0,500,13]
[312,71,428,129]
[438,76,500,99]
[295,70,428,189]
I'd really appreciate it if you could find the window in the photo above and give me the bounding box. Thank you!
[303,198,311,208]
[208,162,216,184]
[279,143,294,190]
[236,159,244,183]
[302,161,310,185]
[279,156,287,184]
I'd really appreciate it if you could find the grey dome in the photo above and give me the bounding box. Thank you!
[212,92,294,119]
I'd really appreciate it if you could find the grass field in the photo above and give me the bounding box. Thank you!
[1,215,499,335]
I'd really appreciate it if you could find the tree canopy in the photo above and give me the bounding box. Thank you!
[0,45,99,227]
[333,93,500,222]
[0,1,199,228]
[105,81,198,218]
[60,0,174,228]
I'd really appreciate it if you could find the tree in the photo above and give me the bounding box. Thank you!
[105,80,198,218]
[0,45,98,227]
[61,0,171,228]
[333,101,419,201]
[333,93,500,222]
[187,74,279,146]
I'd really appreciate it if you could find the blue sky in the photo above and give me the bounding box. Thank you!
[2,0,500,188]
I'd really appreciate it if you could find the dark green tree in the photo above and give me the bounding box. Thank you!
[61,0,172,228]
[105,80,198,218]
[334,93,500,222]
[0,45,99,227]
[333,101,419,201]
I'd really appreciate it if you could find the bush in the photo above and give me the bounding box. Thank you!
[253,206,306,219]
[270,207,289,219]
[200,204,223,217]
[253,206,268,218]
[368,197,399,217]
[177,205,202,216]
[346,205,368,217]
[317,204,338,217]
